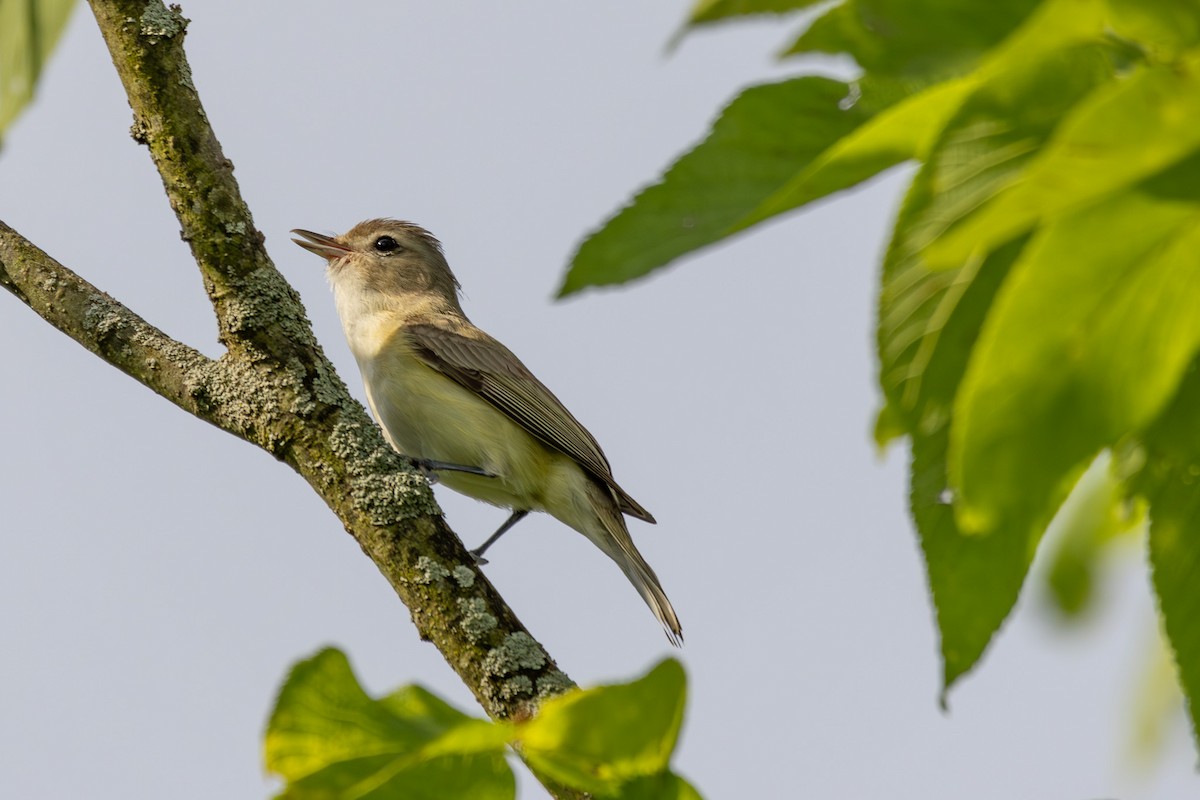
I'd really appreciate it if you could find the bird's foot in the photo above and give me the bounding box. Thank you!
[469,509,529,565]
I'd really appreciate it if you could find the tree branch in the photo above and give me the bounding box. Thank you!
[0,1,592,796]
[0,220,211,411]
[87,0,314,362]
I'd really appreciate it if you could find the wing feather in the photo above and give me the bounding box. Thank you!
[406,322,655,523]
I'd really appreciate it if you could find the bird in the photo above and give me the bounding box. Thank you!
[292,219,682,645]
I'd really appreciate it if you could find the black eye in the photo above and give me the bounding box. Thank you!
[373,235,400,253]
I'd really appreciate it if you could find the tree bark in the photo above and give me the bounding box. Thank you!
[1,1,587,797]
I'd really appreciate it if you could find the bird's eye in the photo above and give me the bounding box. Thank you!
[373,235,401,253]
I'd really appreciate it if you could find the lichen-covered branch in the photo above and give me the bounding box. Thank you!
[1,222,579,726]
[0,220,211,412]
[86,0,315,363]
[0,3,589,797]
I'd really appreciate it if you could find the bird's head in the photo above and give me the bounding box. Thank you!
[291,219,461,306]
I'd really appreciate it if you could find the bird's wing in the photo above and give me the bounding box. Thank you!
[406,322,655,523]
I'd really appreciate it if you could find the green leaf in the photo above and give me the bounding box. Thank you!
[951,167,1200,539]
[687,0,825,26]
[520,658,687,795]
[924,168,1200,692]
[898,237,1025,690]
[1105,0,1200,58]
[738,75,974,231]
[572,0,1109,297]
[912,426,1032,692]
[893,43,1114,270]
[874,4,1171,690]
[1129,626,1186,761]
[924,53,1200,269]
[0,0,77,146]
[872,399,907,449]
[1041,452,1145,619]
[973,0,1109,73]
[265,648,514,800]
[559,76,875,296]
[784,0,1044,80]
[877,43,1111,437]
[613,771,705,800]
[1042,456,1143,618]
[874,45,1101,681]
[1133,362,1200,741]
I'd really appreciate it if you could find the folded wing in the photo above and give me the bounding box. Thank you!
[406,322,655,524]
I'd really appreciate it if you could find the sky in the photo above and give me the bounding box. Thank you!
[0,2,1195,798]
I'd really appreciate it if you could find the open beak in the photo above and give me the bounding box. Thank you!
[291,228,352,260]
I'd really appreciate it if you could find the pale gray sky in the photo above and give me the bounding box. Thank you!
[0,2,1193,798]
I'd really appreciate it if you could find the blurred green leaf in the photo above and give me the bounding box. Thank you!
[1129,623,1186,762]
[872,399,906,449]
[265,648,514,800]
[1105,0,1200,58]
[974,0,1108,72]
[925,53,1200,269]
[613,771,705,800]
[1042,452,1145,619]
[1133,362,1200,741]
[687,0,825,26]
[520,659,687,795]
[784,0,1044,79]
[0,0,77,146]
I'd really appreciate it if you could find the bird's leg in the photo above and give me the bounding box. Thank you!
[470,509,530,565]
[408,457,496,484]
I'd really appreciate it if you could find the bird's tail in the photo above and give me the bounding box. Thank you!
[587,483,683,646]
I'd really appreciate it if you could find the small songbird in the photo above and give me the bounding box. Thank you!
[292,220,682,644]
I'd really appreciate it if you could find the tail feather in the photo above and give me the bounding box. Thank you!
[587,483,683,646]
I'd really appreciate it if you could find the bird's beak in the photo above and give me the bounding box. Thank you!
[291,228,352,261]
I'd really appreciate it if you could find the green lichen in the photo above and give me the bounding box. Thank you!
[176,58,197,93]
[452,565,476,588]
[535,669,574,699]
[483,632,547,676]
[188,356,287,448]
[309,359,348,407]
[277,357,316,416]
[498,675,533,700]
[416,556,450,585]
[139,4,184,40]
[329,417,436,524]
[457,596,498,641]
[130,326,208,377]
[217,269,314,343]
[83,302,124,338]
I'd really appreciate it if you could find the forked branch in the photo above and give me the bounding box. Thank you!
[2,1,585,796]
